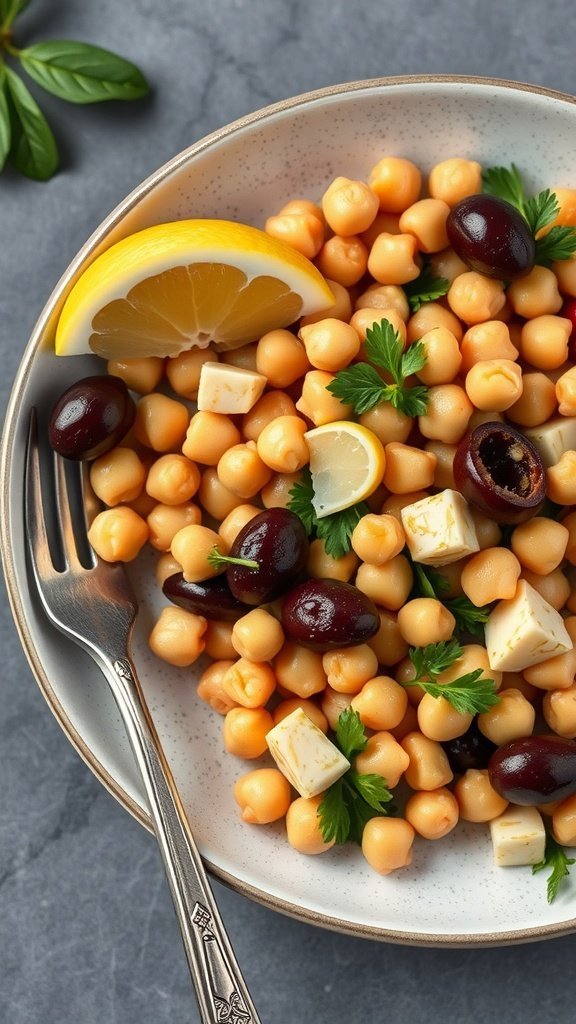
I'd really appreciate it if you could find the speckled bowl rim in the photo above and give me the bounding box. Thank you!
[4,73,576,947]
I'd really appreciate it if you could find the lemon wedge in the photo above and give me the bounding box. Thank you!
[55,219,334,359]
[304,421,386,518]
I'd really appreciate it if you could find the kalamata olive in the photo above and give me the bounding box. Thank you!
[225,508,309,605]
[443,721,497,774]
[561,297,576,361]
[281,578,380,651]
[453,421,545,524]
[446,194,535,281]
[49,375,135,460]
[488,735,576,805]
[162,573,248,621]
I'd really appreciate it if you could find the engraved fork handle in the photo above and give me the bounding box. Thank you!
[98,651,261,1024]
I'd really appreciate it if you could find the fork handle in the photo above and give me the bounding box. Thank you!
[100,652,262,1024]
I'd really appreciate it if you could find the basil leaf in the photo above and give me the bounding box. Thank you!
[0,66,11,171]
[18,40,149,104]
[5,67,58,180]
[0,0,29,27]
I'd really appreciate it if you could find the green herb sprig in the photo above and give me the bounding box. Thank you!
[207,546,259,572]
[287,466,369,559]
[533,830,576,904]
[326,318,429,418]
[403,261,450,312]
[405,640,500,716]
[317,709,393,845]
[482,163,576,266]
[0,0,149,180]
[412,563,490,640]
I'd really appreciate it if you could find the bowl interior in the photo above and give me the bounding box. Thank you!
[4,78,576,944]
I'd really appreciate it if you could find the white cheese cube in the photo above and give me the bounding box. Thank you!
[266,708,350,798]
[400,488,480,566]
[197,362,267,414]
[523,416,576,467]
[485,580,572,673]
[490,805,546,867]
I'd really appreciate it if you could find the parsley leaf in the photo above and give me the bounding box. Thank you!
[412,563,450,600]
[535,226,576,267]
[411,562,488,640]
[533,831,576,903]
[482,163,527,215]
[286,469,317,534]
[317,778,350,845]
[410,639,463,679]
[403,262,450,312]
[335,706,368,760]
[347,771,393,811]
[483,163,576,265]
[406,641,500,715]
[287,468,369,559]
[327,318,429,418]
[524,188,559,236]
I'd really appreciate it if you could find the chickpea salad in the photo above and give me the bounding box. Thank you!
[48,155,576,902]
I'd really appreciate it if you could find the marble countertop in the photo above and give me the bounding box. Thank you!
[3,1,576,1021]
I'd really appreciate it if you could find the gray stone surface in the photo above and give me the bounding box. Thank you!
[3,1,576,1021]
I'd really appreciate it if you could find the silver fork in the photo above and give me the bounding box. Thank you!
[25,409,262,1024]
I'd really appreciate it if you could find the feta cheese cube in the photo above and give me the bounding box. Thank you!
[490,805,546,867]
[523,416,576,467]
[266,708,350,798]
[400,488,480,566]
[485,580,572,673]
[197,362,267,415]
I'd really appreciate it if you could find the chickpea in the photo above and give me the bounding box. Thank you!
[165,348,216,399]
[223,706,274,759]
[306,537,359,582]
[219,344,259,372]
[367,232,420,286]
[133,393,190,452]
[155,553,182,586]
[295,369,353,426]
[355,555,413,611]
[171,523,224,583]
[555,366,576,417]
[418,384,473,443]
[145,454,200,505]
[415,327,462,385]
[459,320,519,374]
[90,447,146,507]
[453,769,509,822]
[521,567,570,611]
[286,795,335,855]
[316,234,368,287]
[216,442,272,499]
[358,402,412,445]
[467,509,501,552]
[465,359,523,412]
[519,315,571,370]
[148,606,206,667]
[383,442,436,493]
[432,558,466,598]
[362,817,415,875]
[279,197,324,221]
[351,513,405,565]
[507,265,563,318]
[261,471,301,510]
[405,787,459,840]
[107,356,164,395]
[553,255,576,297]
[218,504,261,548]
[322,645,378,694]
[351,675,408,731]
[361,211,402,248]
[428,158,482,205]
[467,408,505,431]
[511,518,569,576]
[401,731,454,790]
[299,279,353,327]
[320,686,354,731]
[355,282,410,320]
[203,621,236,661]
[397,598,455,647]
[231,609,285,662]
[256,415,309,473]
[273,698,328,733]
[265,210,324,258]
[369,156,421,213]
[234,769,292,824]
[388,702,420,742]
[241,391,297,442]
[321,175,379,235]
[382,490,430,520]
[350,306,407,345]
[256,329,310,387]
[183,411,241,465]
[417,693,473,742]
[460,547,522,606]
[399,197,450,252]
[543,685,576,738]
[506,372,558,428]
[222,659,277,712]
[198,468,244,520]
[298,318,360,371]
[447,272,506,325]
[354,730,410,787]
[407,301,464,343]
[477,688,536,745]
[425,441,457,489]
[547,452,576,506]
[429,246,469,283]
[197,661,238,715]
[147,501,201,552]
[499,671,539,703]
[437,644,502,691]
[126,487,157,518]
[87,506,148,563]
[552,794,576,846]
[367,609,409,667]
[274,642,328,699]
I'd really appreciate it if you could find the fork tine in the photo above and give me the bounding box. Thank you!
[53,449,84,573]
[25,408,56,584]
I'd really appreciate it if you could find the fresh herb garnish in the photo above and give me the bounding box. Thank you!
[327,318,429,417]
[207,546,259,572]
[482,163,576,265]
[317,709,393,845]
[405,640,500,715]
[287,467,369,559]
[403,261,450,312]
[412,563,490,640]
[533,830,576,904]
[0,0,149,180]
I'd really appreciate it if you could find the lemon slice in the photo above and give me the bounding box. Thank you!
[305,421,386,519]
[55,219,334,359]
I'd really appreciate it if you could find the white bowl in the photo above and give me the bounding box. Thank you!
[3,75,576,946]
